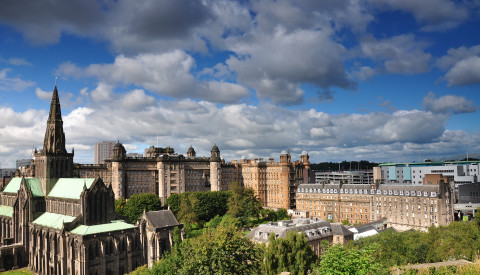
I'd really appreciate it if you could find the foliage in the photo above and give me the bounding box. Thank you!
[151,225,263,275]
[315,243,386,275]
[205,215,223,229]
[356,222,480,268]
[165,193,181,215]
[123,193,162,223]
[218,215,243,229]
[126,265,149,275]
[166,191,231,223]
[115,198,126,217]
[263,231,318,275]
[177,193,199,225]
[227,182,262,218]
[276,208,290,220]
[260,208,277,221]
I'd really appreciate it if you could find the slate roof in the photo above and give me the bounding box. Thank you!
[246,218,347,243]
[3,177,44,197]
[32,212,76,230]
[145,210,180,228]
[70,220,136,235]
[0,205,13,217]
[48,178,95,199]
[330,223,354,236]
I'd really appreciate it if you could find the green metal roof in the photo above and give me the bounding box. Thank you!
[32,212,76,230]
[0,206,13,217]
[48,178,95,199]
[2,178,44,197]
[70,220,136,235]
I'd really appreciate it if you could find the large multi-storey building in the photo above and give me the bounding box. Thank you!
[94,141,116,164]
[235,151,310,210]
[75,144,240,202]
[76,147,310,209]
[295,180,454,231]
[374,161,479,185]
[0,86,183,273]
[315,170,373,185]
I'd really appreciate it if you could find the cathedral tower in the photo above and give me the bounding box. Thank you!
[34,86,74,194]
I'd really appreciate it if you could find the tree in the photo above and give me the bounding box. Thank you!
[177,193,199,225]
[227,182,262,218]
[276,208,289,220]
[123,193,162,223]
[315,244,386,275]
[263,231,318,275]
[165,193,181,215]
[151,225,263,274]
[115,198,126,217]
[475,206,480,228]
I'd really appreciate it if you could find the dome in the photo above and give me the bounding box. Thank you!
[211,144,219,152]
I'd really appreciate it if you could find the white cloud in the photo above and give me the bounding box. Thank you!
[226,27,355,104]
[359,34,431,74]
[35,88,52,100]
[444,56,480,86]
[57,51,250,104]
[0,68,35,92]
[423,92,477,114]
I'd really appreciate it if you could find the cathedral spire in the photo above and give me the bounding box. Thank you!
[43,86,67,154]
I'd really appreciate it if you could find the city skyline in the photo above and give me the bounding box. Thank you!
[1,0,480,167]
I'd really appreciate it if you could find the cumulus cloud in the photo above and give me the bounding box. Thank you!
[423,92,476,114]
[35,88,52,100]
[368,0,469,31]
[359,34,431,75]
[437,45,480,86]
[0,57,32,66]
[226,27,355,104]
[57,51,250,104]
[0,0,104,45]
[0,68,35,92]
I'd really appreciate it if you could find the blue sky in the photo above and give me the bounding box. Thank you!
[0,0,479,167]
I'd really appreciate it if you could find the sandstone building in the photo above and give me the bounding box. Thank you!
[296,180,454,231]
[76,147,310,210]
[0,87,182,273]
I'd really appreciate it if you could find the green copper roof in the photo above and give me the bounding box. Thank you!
[2,178,44,197]
[32,212,76,230]
[48,178,95,199]
[70,220,136,236]
[0,206,13,217]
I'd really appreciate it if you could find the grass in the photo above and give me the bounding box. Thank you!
[0,268,34,275]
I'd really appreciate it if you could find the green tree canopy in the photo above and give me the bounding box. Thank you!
[151,225,262,275]
[227,182,262,218]
[123,193,162,223]
[263,231,318,275]
[315,244,386,275]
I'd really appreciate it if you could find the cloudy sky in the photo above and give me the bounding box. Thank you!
[1,0,480,168]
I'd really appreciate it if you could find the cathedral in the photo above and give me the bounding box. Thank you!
[0,86,182,274]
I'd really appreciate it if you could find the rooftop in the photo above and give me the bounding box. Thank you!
[48,178,96,199]
[70,220,136,235]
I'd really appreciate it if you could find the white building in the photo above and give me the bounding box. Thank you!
[94,141,116,164]
[375,161,479,185]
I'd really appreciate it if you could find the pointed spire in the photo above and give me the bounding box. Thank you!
[43,85,67,154]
